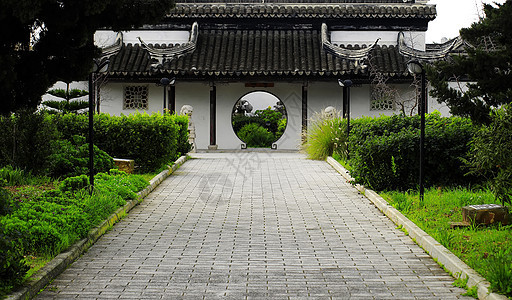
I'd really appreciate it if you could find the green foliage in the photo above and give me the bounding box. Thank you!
[463,286,478,298]
[255,108,283,133]
[59,175,89,193]
[465,104,512,206]
[348,113,477,191]
[0,111,59,175]
[0,223,28,293]
[52,113,181,172]
[0,188,12,217]
[232,115,266,133]
[0,0,175,114]
[237,123,275,148]
[427,2,512,125]
[0,166,28,187]
[302,110,347,160]
[48,136,114,178]
[485,249,512,296]
[276,118,287,139]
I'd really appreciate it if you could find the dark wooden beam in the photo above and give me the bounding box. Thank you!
[209,83,217,147]
[169,85,176,114]
[302,84,308,139]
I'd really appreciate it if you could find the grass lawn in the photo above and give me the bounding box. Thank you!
[381,188,512,297]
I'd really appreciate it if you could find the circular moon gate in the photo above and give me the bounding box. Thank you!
[231,91,288,148]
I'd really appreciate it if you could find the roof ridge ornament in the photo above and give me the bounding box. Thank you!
[139,22,199,66]
[397,31,465,61]
[321,23,379,61]
[101,32,123,57]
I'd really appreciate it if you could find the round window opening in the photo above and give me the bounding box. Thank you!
[231,91,288,148]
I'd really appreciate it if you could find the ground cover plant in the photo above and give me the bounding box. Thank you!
[0,170,149,296]
[381,188,512,297]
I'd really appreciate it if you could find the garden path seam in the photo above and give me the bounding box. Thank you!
[326,156,508,300]
[6,155,189,300]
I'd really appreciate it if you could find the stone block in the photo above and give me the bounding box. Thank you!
[462,204,509,225]
[113,158,135,174]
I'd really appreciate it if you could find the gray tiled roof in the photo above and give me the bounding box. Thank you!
[106,29,408,79]
[177,0,416,3]
[168,3,436,19]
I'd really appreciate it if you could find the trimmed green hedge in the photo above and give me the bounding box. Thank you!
[0,111,190,174]
[52,113,188,172]
[347,112,478,191]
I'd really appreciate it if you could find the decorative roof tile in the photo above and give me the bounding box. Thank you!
[177,0,415,3]
[168,3,436,19]
[106,29,409,78]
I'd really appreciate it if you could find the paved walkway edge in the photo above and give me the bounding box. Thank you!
[7,155,189,300]
[326,156,507,300]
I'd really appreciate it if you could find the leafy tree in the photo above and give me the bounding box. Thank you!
[427,1,512,124]
[0,0,175,115]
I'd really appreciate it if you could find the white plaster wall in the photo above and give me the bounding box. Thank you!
[94,30,190,47]
[215,83,304,150]
[174,82,211,150]
[307,81,451,119]
[331,31,426,51]
[98,82,167,116]
[307,82,344,118]
[96,79,457,151]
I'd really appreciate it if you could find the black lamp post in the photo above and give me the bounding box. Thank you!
[88,58,109,193]
[407,59,426,204]
[339,79,353,158]
[159,77,175,113]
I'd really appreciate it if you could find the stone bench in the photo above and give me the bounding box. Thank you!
[113,158,135,174]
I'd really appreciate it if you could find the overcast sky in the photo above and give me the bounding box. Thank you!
[426,0,507,43]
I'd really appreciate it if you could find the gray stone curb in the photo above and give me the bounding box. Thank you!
[326,156,507,300]
[7,155,189,300]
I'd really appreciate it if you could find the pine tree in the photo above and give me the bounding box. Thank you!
[43,83,89,114]
[427,1,512,124]
[0,0,175,115]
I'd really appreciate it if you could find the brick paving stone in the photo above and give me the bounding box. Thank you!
[37,153,471,299]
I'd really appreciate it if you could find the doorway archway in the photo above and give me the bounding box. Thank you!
[231,91,288,148]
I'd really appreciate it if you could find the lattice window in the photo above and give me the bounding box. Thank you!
[370,83,396,111]
[123,85,148,110]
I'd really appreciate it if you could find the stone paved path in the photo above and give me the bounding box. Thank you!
[37,153,470,299]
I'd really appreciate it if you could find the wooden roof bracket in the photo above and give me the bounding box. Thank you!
[139,22,199,66]
[321,23,379,61]
[397,31,465,61]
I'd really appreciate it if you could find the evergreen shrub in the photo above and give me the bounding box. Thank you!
[347,112,477,191]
